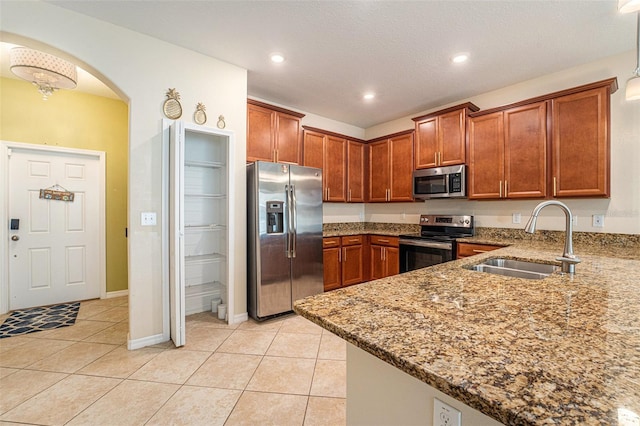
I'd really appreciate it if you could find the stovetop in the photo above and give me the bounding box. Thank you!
[399,214,474,241]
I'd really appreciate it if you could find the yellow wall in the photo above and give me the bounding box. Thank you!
[0,77,129,293]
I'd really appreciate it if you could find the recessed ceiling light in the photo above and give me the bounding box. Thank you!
[363,93,375,100]
[451,53,469,64]
[270,53,285,63]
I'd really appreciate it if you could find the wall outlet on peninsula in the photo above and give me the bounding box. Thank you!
[434,398,461,426]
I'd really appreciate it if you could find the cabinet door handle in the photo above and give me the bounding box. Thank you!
[504,180,508,197]
[553,177,557,197]
[339,248,342,262]
[378,239,390,243]
[348,189,352,202]
[434,152,438,166]
[499,181,503,198]
[382,247,386,261]
[438,152,441,165]
[342,248,346,263]
[327,187,330,200]
[472,249,489,253]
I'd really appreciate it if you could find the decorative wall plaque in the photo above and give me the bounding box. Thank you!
[194,102,207,125]
[217,115,226,129]
[163,88,183,119]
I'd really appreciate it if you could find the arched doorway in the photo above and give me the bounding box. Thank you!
[0,36,130,332]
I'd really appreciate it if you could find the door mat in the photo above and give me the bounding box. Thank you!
[0,302,80,339]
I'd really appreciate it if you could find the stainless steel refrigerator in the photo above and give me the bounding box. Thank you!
[247,161,324,320]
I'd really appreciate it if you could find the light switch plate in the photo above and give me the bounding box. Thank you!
[512,213,521,224]
[141,212,157,226]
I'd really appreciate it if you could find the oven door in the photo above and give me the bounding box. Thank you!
[399,238,453,273]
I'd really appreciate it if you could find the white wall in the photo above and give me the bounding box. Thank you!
[1,1,248,346]
[325,51,640,235]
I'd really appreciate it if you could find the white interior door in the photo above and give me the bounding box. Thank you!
[7,146,104,310]
[169,122,186,347]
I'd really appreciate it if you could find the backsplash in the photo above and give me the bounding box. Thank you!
[323,222,640,249]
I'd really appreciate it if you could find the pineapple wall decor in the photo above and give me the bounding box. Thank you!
[194,102,207,125]
[163,88,183,119]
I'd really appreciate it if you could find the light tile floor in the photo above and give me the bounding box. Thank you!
[0,297,346,425]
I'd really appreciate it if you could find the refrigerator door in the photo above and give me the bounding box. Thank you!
[289,164,324,303]
[248,162,293,319]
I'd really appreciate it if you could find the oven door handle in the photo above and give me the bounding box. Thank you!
[399,239,452,250]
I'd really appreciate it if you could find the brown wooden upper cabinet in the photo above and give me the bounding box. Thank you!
[303,127,365,202]
[468,102,547,199]
[467,78,616,200]
[551,85,612,198]
[247,99,305,164]
[346,141,365,202]
[368,131,414,202]
[412,103,479,169]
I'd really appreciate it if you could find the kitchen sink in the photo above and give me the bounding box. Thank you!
[465,258,559,280]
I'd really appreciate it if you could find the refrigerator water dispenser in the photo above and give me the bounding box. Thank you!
[266,201,284,234]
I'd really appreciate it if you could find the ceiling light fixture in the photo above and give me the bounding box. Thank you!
[363,93,375,100]
[619,0,640,13]
[620,9,640,101]
[270,53,285,63]
[9,47,77,100]
[451,53,469,64]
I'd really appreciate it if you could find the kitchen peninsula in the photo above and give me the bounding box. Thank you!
[294,233,640,425]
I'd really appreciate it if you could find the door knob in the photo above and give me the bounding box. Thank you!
[11,235,19,241]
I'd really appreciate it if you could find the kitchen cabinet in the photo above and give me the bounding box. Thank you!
[551,85,611,198]
[323,235,365,291]
[347,141,365,202]
[323,237,342,291]
[468,102,547,199]
[456,242,503,259]
[168,120,235,346]
[303,127,365,202]
[247,99,304,164]
[368,131,414,202]
[412,103,479,169]
[369,235,399,280]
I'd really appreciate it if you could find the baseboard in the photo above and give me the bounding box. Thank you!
[232,311,248,324]
[127,332,167,350]
[105,289,128,299]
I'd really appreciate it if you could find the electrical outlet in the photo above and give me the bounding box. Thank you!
[434,398,461,426]
[573,215,578,226]
[512,213,521,224]
[141,212,157,226]
[592,214,604,228]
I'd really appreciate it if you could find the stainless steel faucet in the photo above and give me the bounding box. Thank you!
[525,200,581,274]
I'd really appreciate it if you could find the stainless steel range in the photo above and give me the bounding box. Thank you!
[399,214,474,273]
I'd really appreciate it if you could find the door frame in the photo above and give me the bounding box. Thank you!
[0,141,107,314]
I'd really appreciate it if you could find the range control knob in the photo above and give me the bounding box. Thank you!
[465,219,470,224]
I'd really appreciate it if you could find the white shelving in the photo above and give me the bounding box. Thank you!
[169,121,234,346]
[182,129,228,316]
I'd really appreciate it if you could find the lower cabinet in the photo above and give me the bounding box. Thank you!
[456,242,503,259]
[323,235,365,291]
[369,235,399,280]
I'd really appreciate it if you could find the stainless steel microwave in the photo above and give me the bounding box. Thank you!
[413,164,466,200]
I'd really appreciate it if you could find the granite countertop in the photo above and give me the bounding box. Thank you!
[294,234,640,425]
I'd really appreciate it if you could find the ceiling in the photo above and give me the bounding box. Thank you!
[9,1,640,128]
